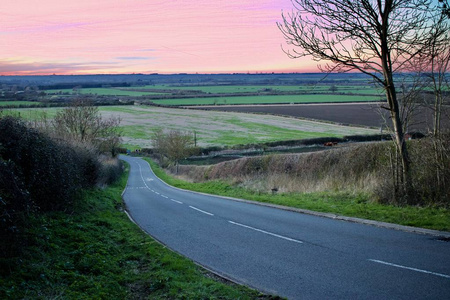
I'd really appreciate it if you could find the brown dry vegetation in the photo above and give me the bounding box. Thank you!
[171,137,449,206]
[174,143,386,194]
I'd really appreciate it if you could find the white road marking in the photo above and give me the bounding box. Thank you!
[136,161,182,205]
[228,221,303,244]
[137,163,150,189]
[368,259,450,279]
[189,206,214,216]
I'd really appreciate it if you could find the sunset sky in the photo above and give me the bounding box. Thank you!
[0,0,318,75]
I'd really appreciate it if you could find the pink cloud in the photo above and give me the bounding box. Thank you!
[0,0,315,75]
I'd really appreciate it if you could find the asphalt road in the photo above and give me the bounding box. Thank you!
[121,155,450,300]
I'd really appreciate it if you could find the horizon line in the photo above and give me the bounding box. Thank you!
[0,71,366,77]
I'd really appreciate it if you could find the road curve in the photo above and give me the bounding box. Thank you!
[121,155,450,300]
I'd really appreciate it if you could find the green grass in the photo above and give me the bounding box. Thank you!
[41,84,384,99]
[99,106,378,148]
[146,159,450,232]
[135,85,383,95]
[0,107,61,119]
[120,125,154,140]
[152,94,380,106]
[45,88,159,96]
[0,101,39,106]
[213,119,338,145]
[0,164,276,299]
[2,105,378,149]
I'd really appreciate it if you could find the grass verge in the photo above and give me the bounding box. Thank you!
[0,163,277,299]
[145,159,450,232]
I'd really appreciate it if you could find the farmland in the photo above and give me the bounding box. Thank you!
[0,101,37,106]
[1,73,444,139]
[4,105,379,149]
[150,94,379,106]
[101,106,378,148]
[123,84,383,95]
[42,82,383,106]
[203,103,450,132]
[46,87,164,96]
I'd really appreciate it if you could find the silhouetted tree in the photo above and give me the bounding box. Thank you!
[278,0,443,201]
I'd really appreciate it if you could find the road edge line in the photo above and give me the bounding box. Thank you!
[136,157,450,239]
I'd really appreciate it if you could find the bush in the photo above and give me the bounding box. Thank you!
[97,156,124,186]
[0,116,122,210]
[377,132,450,206]
[0,159,33,257]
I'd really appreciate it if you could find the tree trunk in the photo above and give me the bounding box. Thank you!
[434,93,442,137]
[380,8,411,201]
[385,85,411,199]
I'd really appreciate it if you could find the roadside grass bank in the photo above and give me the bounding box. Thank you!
[144,154,450,232]
[0,164,277,299]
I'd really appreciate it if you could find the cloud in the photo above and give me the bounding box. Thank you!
[0,60,119,75]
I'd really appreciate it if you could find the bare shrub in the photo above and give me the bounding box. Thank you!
[175,143,388,195]
[152,129,197,173]
[375,132,449,206]
[97,156,124,186]
[173,136,448,207]
[53,98,122,156]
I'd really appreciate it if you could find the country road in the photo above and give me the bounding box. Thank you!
[120,155,450,300]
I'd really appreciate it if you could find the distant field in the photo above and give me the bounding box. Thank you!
[2,108,62,121]
[152,94,380,106]
[44,84,383,99]
[0,101,39,106]
[205,103,450,132]
[4,106,378,147]
[45,88,161,96]
[130,84,383,95]
[99,106,378,148]
[4,105,379,148]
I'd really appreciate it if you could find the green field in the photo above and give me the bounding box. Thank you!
[4,105,378,148]
[1,107,61,119]
[152,94,381,106]
[99,106,378,148]
[130,84,383,95]
[44,84,383,99]
[0,101,39,106]
[45,88,162,96]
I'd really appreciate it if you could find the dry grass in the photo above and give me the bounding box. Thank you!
[173,137,449,207]
[175,142,387,195]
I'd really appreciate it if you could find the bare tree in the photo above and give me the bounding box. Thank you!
[53,99,122,156]
[152,129,195,173]
[278,0,441,198]
[425,12,450,137]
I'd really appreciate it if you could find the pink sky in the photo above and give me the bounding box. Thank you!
[0,0,318,75]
